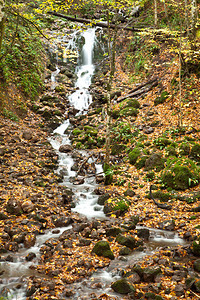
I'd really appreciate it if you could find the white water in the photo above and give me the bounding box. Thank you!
[50,27,105,219]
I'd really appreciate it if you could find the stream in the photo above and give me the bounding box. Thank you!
[0,26,187,300]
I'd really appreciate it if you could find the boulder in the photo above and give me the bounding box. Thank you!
[111,279,135,294]
[22,131,33,140]
[192,236,200,256]
[116,234,137,249]
[158,219,175,231]
[143,267,162,282]
[91,240,114,259]
[137,228,150,240]
[145,152,164,171]
[59,144,73,153]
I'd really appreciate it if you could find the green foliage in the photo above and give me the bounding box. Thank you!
[0,14,44,100]
[154,91,169,106]
[154,137,172,149]
[2,108,19,121]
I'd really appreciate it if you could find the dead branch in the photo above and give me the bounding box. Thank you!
[117,78,158,102]
[48,11,142,32]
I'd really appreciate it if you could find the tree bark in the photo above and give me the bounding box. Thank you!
[0,0,5,53]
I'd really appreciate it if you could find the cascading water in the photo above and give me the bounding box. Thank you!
[50,27,105,219]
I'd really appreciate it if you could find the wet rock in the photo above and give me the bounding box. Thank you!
[111,278,135,294]
[21,200,34,213]
[22,131,33,140]
[96,174,104,183]
[192,236,200,256]
[194,259,200,272]
[5,242,19,252]
[5,255,14,262]
[174,283,185,296]
[0,147,5,156]
[195,280,200,292]
[91,240,114,259]
[6,198,23,216]
[127,272,141,284]
[77,238,91,246]
[24,233,36,248]
[116,234,137,249]
[12,232,26,243]
[106,227,122,237]
[137,228,150,240]
[158,219,175,231]
[52,216,72,227]
[119,246,132,256]
[59,144,73,153]
[63,240,73,248]
[72,222,88,233]
[143,267,162,282]
[26,252,36,261]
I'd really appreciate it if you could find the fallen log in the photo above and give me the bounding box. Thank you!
[117,78,158,102]
[48,11,142,32]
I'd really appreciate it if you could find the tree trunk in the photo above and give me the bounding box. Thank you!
[154,0,158,27]
[178,29,183,128]
[0,0,5,53]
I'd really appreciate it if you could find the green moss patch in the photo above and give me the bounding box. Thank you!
[161,157,199,190]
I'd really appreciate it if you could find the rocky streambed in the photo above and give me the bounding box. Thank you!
[0,19,200,300]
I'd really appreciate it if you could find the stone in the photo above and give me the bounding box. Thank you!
[145,152,164,171]
[26,252,36,261]
[143,267,162,282]
[59,144,73,153]
[137,228,150,239]
[124,189,136,197]
[24,233,36,248]
[91,240,114,259]
[192,236,200,256]
[106,227,122,237]
[194,259,200,272]
[52,216,72,227]
[97,193,110,205]
[21,200,34,213]
[127,272,141,284]
[143,126,154,134]
[6,198,22,216]
[116,234,137,249]
[158,219,175,231]
[22,131,33,140]
[111,279,135,294]
[119,246,132,256]
[174,284,185,296]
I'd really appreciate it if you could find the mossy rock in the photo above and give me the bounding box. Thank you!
[111,144,126,155]
[128,147,142,165]
[145,152,165,172]
[103,197,130,215]
[120,107,138,117]
[135,155,148,169]
[179,142,190,156]
[112,108,120,119]
[119,246,132,255]
[154,137,172,149]
[84,125,98,136]
[54,84,65,92]
[154,91,169,106]
[120,98,140,109]
[165,145,178,157]
[190,143,200,161]
[72,128,83,136]
[91,240,114,259]
[194,259,200,272]
[192,236,200,256]
[161,157,199,190]
[150,191,171,202]
[116,233,136,249]
[106,227,122,237]
[97,193,110,205]
[146,171,155,181]
[111,279,135,294]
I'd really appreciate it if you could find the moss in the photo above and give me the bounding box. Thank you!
[192,236,200,256]
[190,144,200,161]
[54,84,65,92]
[116,234,137,249]
[120,98,140,109]
[151,191,171,202]
[165,145,178,157]
[154,137,172,149]
[179,142,190,156]
[161,157,199,190]
[104,197,130,215]
[72,128,83,136]
[128,147,142,165]
[112,108,120,119]
[84,126,98,136]
[91,240,114,259]
[135,156,148,169]
[111,144,126,155]
[111,279,135,294]
[154,91,169,106]
[120,107,138,117]
[146,171,155,181]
